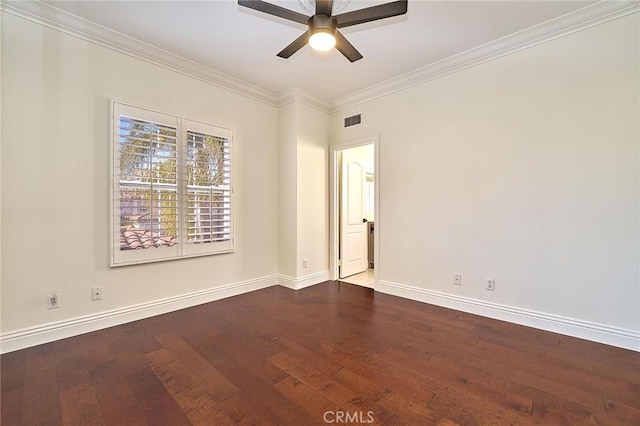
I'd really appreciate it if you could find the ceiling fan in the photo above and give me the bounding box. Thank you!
[238,0,408,62]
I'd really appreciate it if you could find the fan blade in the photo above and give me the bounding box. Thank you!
[335,0,407,28]
[316,0,333,16]
[277,32,310,58]
[335,30,363,62]
[238,0,309,25]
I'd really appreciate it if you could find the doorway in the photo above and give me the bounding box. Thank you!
[330,137,379,288]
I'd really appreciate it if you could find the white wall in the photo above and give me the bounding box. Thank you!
[296,102,330,278]
[278,100,330,282]
[2,7,637,352]
[331,15,639,338]
[1,14,279,335]
[278,102,298,277]
[0,11,4,335]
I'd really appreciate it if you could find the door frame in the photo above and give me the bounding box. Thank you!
[329,135,380,287]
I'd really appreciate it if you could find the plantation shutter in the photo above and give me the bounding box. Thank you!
[112,104,180,265]
[183,120,233,256]
[111,103,233,267]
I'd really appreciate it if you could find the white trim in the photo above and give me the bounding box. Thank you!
[278,87,331,113]
[329,137,380,287]
[331,1,640,111]
[0,275,278,354]
[278,271,330,290]
[2,1,636,112]
[0,0,279,107]
[377,280,640,352]
[111,101,235,266]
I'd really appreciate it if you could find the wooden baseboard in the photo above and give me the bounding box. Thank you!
[377,280,639,352]
[278,271,330,290]
[5,275,635,353]
[0,275,278,354]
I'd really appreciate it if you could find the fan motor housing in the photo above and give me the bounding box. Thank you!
[308,14,338,36]
[237,0,407,62]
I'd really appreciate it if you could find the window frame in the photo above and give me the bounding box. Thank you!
[110,101,234,267]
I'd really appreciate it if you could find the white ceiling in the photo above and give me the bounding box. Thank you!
[44,0,595,101]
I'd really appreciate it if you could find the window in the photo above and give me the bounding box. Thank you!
[111,102,233,266]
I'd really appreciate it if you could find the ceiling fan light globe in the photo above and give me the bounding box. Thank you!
[309,31,336,51]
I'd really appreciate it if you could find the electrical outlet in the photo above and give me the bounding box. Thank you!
[485,278,496,291]
[92,287,103,301]
[454,274,462,285]
[303,259,308,268]
[47,292,60,309]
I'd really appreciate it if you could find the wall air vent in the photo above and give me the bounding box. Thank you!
[344,114,362,128]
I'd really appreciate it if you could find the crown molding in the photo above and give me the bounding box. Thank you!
[2,0,637,113]
[331,1,640,112]
[0,0,280,107]
[278,87,331,113]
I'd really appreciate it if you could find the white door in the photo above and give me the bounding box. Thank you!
[340,151,368,278]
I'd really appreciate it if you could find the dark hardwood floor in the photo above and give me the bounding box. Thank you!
[2,281,639,425]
